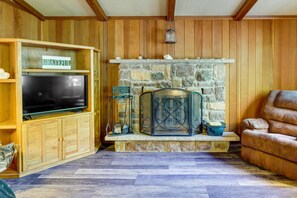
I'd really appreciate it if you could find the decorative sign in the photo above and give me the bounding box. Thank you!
[42,55,71,69]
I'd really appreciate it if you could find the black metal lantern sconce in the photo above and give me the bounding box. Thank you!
[165,28,176,44]
[165,20,176,44]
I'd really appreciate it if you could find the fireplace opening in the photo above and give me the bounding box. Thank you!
[140,88,203,136]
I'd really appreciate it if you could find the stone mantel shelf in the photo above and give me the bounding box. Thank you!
[109,58,235,64]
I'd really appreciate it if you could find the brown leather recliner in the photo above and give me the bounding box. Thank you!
[241,90,297,180]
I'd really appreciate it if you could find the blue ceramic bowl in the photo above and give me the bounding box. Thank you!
[206,122,226,136]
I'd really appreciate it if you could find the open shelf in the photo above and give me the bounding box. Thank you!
[0,120,16,129]
[22,69,90,74]
[0,79,16,83]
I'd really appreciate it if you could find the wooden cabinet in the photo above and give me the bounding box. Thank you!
[0,38,101,178]
[22,113,92,172]
[62,114,91,159]
[22,119,62,171]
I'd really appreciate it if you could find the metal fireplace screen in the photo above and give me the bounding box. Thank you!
[140,88,203,136]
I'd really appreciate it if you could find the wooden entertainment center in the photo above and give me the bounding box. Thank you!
[0,38,101,178]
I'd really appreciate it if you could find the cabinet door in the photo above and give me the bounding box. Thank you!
[22,119,62,171]
[62,116,78,159]
[62,114,91,159]
[78,114,91,153]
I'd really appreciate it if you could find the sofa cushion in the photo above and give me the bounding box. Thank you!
[241,129,297,164]
[274,90,297,111]
[241,118,269,130]
[269,120,297,137]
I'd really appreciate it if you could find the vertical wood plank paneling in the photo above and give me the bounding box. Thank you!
[146,20,156,58]
[62,20,74,44]
[88,20,100,49]
[255,20,263,115]
[174,20,185,58]
[185,20,195,58]
[222,20,230,131]
[74,20,89,46]
[212,20,222,58]
[139,20,146,57]
[114,20,124,58]
[281,20,290,89]
[240,21,249,120]
[229,20,238,132]
[290,20,297,89]
[0,3,3,38]
[123,20,130,58]
[262,20,273,95]
[129,20,140,58]
[3,3,15,38]
[194,20,202,58]
[248,20,256,117]
[202,20,212,58]
[273,20,282,90]
[1,2,41,39]
[236,21,242,129]
[156,20,167,58]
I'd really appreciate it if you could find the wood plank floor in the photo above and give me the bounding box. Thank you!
[5,143,297,198]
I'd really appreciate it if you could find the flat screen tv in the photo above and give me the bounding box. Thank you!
[22,75,88,116]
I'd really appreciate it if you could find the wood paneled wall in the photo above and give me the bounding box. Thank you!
[107,19,297,133]
[0,2,41,39]
[1,1,297,135]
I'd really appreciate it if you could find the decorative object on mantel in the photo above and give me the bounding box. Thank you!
[115,56,121,60]
[163,54,173,60]
[107,86,133,136]
[0,68,10,79]
[205,121,226,136]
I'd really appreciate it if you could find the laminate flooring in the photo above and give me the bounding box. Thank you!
[5,143,297,198]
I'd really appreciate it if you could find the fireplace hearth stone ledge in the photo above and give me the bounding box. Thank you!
[105,132,239,152]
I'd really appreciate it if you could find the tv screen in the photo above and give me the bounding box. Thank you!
[22,75,88,116]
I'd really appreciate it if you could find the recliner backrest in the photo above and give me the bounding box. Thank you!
[261,90,297,137]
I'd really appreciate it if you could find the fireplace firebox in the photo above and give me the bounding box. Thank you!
[140,88,203,136]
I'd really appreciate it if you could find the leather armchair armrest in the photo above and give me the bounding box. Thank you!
[241,118,269,132]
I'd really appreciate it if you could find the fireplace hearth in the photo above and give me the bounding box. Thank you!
[140,88,203,136]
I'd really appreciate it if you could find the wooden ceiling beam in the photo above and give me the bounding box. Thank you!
[233,0,258,21]
[14,0,45,21]
[86,0,107,21]
[167,0,176,21]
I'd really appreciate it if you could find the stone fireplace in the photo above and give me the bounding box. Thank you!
[106,58,239,152]
[110,58,234,134]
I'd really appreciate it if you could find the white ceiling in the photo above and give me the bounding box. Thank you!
[248,0,297,16]
[98,0,167,16]
[175,0,244,16]
[24,0,297,17]
[25,0,95,16]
